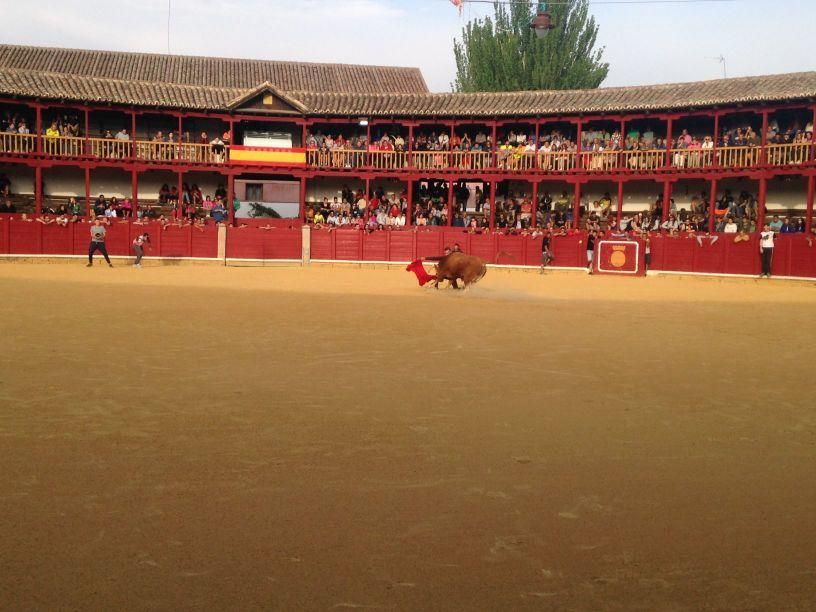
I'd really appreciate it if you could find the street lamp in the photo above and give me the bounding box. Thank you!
[530,1,555,38]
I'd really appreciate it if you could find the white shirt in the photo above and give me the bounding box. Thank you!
[760,231,775,249]
[723,222,738,233]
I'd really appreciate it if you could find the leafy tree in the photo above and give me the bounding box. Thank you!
[453,0,608,92]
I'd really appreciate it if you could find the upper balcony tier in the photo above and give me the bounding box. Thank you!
[0,132,813,175]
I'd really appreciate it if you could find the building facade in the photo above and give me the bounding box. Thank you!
[0,45,815,275]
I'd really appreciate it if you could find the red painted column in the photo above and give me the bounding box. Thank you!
[366,123,372,169]
[662,180,672,223]
[84,167,91,218]
[84,109,90,155]
[365,177,371,221]
[760,110,769,166]
[618,119,625,170]
[712,113,720,168]
[805,175,814,234]
[177,172,183,219]
[491,122,498,169]
[757,177,767,229]
[447,178,454,226]
[301,121,308,149]
[534,121,540,169]
[299,177,306,222]
[531,181,539,227]
[34,166,42,215]
[406,180,413,227]
[664,117,673,168]
[488,181,496,231]
[227,173,235,225]
[572,181,581,229]
[811,106,816,163]
[449,123,455,170]
[130,112,137,160]
[575,120,583,169]
[616,180,623,230]
[177,114,183,160]
[407,124,414,171]
[131,170,138,216]
[708,179,718,233]
[35,106,42,154]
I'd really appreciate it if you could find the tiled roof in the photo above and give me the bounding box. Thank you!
[0,44,428,94]
[293,71,816,117]
[0,45,814,118]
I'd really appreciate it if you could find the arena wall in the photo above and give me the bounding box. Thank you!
[2,220,815,278]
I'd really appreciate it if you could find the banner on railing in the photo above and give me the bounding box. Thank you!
[230,146,306,166]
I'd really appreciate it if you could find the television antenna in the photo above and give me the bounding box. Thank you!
[707,55,727,78]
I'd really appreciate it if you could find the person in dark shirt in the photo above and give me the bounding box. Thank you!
[0,199,15,213]
[586,230,597,273]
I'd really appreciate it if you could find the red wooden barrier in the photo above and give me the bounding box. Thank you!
[225,227,301,260]
[2,215,815,279]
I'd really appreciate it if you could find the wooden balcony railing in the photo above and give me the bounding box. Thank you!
[579,150,620,172]
[670,148,716,169]
[412,151,450,171]
[4,134,815,174]
[716,146,759,168]
[766,143,810,166]
[0,132,37,154]
[450,151,492,170]
[620,149,666,171]
[537,151,576,172]
[89,137,133,159]
[370,150,409,170]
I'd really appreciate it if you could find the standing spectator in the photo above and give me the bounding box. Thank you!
[132,232,150,268]
[86,219,113,267]
[585,229,597,273]
[759,223,775,278]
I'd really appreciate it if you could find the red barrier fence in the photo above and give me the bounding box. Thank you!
[1,216,815,278]
[0,219,218,259]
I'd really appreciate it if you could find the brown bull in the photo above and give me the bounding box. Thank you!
[427,252,487,290]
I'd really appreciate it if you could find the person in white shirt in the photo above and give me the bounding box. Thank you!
[115,129,130,141]
[723,217,738,233]
[394,213,406,227]
[759,223,775,278]
[376,210,388,227]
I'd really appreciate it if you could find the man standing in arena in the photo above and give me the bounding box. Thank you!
[87,218,113,267]
[759,223,775,278]
[132,232,150,268]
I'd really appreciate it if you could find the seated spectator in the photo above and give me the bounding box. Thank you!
[0,198,15,214]
[723,216,738,233]
[205,200,224,224]
[768,215,783,232]
[780,217,796,233]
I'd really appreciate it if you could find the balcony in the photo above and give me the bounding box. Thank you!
[1,133,814,175]
[1,134,229,165]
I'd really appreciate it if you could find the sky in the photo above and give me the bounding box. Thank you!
[2,0,815,92]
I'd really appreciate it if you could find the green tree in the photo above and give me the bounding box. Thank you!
[453,0,608,92]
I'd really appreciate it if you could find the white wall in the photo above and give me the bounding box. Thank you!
[766,177,808,213]
[306,177,407,203]
[0,165,34,194]
[43,167,85,197]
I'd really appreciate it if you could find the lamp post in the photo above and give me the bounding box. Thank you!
[530,2,555,38]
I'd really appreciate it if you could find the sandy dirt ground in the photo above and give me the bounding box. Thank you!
[1,262,815,612]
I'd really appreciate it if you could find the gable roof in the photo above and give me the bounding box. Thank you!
[225,82,308,113]
[0,44,429,95]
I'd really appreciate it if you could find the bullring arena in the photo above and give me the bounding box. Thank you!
[2,261,816,611]
[2,39,816,611]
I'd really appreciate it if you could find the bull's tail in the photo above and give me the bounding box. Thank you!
[473,263,487,285]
